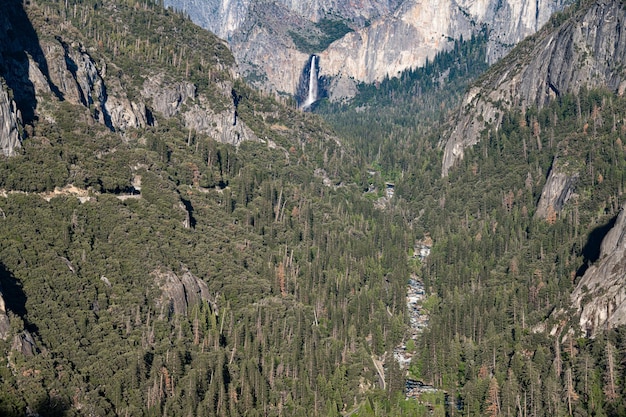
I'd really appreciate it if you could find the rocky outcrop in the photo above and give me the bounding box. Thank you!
[0,83,21,156]
[104,94,148,131]
[571,204,626,336]
[38,39,147,131]
[154,268,212,317]
[184,106,257,146]
[326,74,359,103]
[143,74,258,146]
[142,75,196,118]
[44,40,104,108]
[11,330,37,356]
[534,157,578,220]
[442,0,626,176]
[0,288,10,340]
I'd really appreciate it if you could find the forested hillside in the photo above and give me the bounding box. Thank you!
[0,0,414,415]
[413,87,626,416]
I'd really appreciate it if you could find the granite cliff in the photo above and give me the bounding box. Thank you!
[534,157,579,220]
[570,204,626,337]
[0,85,20,157]
[442,0,626,176]
[166,0,398,40]
[167,0,568,97]
[319,0,568,84]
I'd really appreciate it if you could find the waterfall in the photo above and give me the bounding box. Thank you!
[302,55,318,109]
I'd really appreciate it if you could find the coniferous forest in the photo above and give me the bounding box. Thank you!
[1,0,626,416]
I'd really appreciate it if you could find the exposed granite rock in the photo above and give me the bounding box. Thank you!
[27,54,51,97]
[1,0,148,137]
[321,0,566,84]
[476,0,570,64]
[11,330,37,356]
[571,203,626,336]
[184,105,257,146]
[166,0,398,40]
[154,268,212,317]
[179,270,211,308]
[42,39,147,131]
[143,74,258,145]
[142,75,196,118]
[0,1,41,125]
[158,270,186,316]
[0,1,30,155]
[320,0,469,83]
[228,2,311,94]
[534,157,578,220]
[0,288,10,340]
[0,83,21,156]
[442,0,626,176]
[44,40,104,109]
[326,74,359,103]
[103,92,148,131]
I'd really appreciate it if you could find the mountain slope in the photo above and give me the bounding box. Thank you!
[309,0,626,414]
[442,0,626,176]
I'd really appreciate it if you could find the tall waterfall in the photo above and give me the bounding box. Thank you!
[302,55,318,109]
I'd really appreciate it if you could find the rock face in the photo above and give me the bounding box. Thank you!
[142,76,197,119]
[442,0,626,176]
[0,0,149,150]
[168,0,566,95]
[154,268,212,317]
[571,204,626,336]
[319,0,466,83]
[142,75,258,146]
[534,157,578,220]
[168,0,398,40]
[31,39,148,131]
[320,0,567,83]
[0,288,10,340]
[11,331,37,357]
[183,106,257,146]
[227,2,312,95]
[0,84,21,156]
